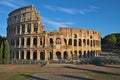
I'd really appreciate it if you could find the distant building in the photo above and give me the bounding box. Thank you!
[7,5,101,61]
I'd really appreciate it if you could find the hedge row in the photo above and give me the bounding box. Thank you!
[79,56,120,65]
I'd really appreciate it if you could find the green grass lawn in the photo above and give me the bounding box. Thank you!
[0,72,33,80]
[81,71,120,80]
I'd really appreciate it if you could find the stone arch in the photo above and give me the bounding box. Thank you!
[27,37,30,46]
[87,39,89,46]
[73,34,77,38]
[16,51,19,59]
[63,51,68,59]
[50,38,54,44]
[87,51,90,58]
[90,40,92,47]
[68,39,72,45]
[21,51,24,59]
[83,51,86,58]
[56,51,61,60]
[74,39,77,46]
[50,52,53,60]
[26,51,30,60]
[33,51,37,60]
[79,39,82,46]
[33,37,37,46]
[40,51,45,60]
[79,51,82,58]
[56,38,61,44]
[83,39,86,46]
[34,23,38,32]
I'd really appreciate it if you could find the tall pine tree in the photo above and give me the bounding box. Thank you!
[0,42,3,63]
[3,40,10,64]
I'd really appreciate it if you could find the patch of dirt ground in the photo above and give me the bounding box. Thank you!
[0,64,120,80]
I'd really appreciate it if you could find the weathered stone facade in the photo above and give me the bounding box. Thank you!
[7,5,101,61]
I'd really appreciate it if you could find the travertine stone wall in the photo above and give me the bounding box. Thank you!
[7,5,101,61]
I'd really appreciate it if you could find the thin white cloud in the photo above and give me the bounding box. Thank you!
[0,0,28,8]
[43,5,99,15]
[42,17,74,30]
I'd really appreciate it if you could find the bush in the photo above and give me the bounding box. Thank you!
[79,56,120,65]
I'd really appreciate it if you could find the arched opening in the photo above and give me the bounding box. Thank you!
[26,51,30,60]
[90,40,92,47]
[50,38,54,47]
[87,51,90,58]
[27,37,30,46]
[40,52,45,60]
[87,39,89,46]
[21,38,24,46]
[79,39,82,46]
[50,52,53,60]
[33,51,37,60]
[34,23,38,32]
[73,34,77,38]
[56,51,61,60]
[56,38,61,44]
[63,51,68,59]
[83,39,86,46]
[83,51,86,58]
[74,39,77,46]
[27,23,31,33]
[68,39,72,45]
[16,51,19,59]
[21,51,24,59]
[33,37,37,47]
[16,39,19,46]
[79,51,82,58]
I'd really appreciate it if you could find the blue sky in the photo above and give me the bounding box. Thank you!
[0,0,120,37]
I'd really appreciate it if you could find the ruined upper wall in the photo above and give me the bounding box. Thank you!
[7,5,41,25]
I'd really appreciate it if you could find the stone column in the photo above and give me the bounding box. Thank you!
[25,24,27,34]
[44,35,47,47]
[24,50,26,60]
[20,24,21,34]
[61,51,63,60]
[24,37,27,48]
[31,23,34,33]
[37,50,40,60]
[44,50,48,61]
[30,36,33,47]
[19,50,21,59]
[19,38,21,48]
[37,36,40,47]
[53,50,56,60]
[14,51,16,59]
[30,50,33,60]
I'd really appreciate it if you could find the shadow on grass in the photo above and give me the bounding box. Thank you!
[21,74,47,80]
[58,74,94,80]
[65,66,120,76]
[96,65,120,69]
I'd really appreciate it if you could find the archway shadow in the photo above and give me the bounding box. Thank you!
[64,66,120,76]
[21,74,47,80]
[95,65,120,69]
[58,74,94,80]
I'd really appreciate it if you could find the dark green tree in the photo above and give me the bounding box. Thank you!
[106,34,116,47]
[3,40,10,64]
[0,42,3,63]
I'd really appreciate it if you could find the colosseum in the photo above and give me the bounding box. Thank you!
[7,5,101,61]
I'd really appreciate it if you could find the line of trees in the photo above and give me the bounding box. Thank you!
[0,35,10,64]
[102,33,120,53]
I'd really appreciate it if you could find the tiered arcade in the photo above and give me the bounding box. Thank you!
[7,5,101,61]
